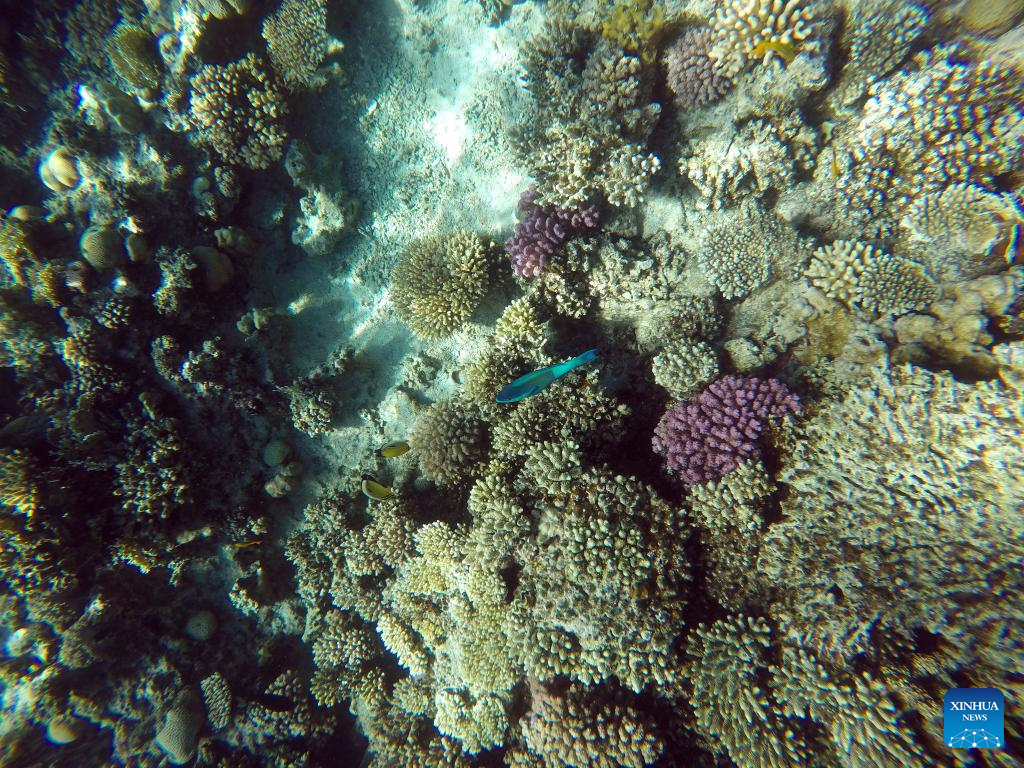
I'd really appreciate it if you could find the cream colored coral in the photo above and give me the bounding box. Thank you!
[189,54,287,169]
[759,348,1024,658]
[688,616,803,768]
[391,230,491,340]
[651,338,718,401]
[710,0,821,76]
[262,0,329,89]
[806,240,936,315]
[773,645,927,768]
[901,183,1021,280]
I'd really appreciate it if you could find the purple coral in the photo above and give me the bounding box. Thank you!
[506,187,600,278]
[662,26,733,109]
[652,375,800,486]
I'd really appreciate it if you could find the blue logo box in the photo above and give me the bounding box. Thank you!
[944,688,1004,749]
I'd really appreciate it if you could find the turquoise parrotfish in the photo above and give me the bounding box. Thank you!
[496,348,599,404]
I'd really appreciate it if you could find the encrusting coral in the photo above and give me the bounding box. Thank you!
[758,343,1024,661]
[391,230,492,340]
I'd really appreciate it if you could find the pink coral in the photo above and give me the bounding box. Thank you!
[652,375,799,485]
[506,187,600,277]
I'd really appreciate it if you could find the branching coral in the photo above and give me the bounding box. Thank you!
[651,338,718,401]
[758,345,1024,660]
[519,20,661,207]
[698,206,799,300]
[806,240,937,316]
[600,0,666,65]
[262,0,329,89]
[409,399,489,486]
[522,683,663,767]
[833,2,929,105]
[506,187,600,278]
[773,645,928,767]
[681,119,808,209]
[663,26,732,109]
[189,54,288,169]
[848,45,1024,202]
[0,449,38,518]
[652,376,800,486]
[709,0,824,77]
[391,231,492,340]
[687,615,805,768]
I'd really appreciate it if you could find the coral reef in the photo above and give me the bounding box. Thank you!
[5,1,1024,765]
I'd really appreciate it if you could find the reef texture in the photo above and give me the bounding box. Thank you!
[3,0,1024,766]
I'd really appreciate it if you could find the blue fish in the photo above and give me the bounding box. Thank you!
[496,348,599,403]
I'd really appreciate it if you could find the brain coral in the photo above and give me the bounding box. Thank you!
[652,376,800,486]
[391,230,492,340]
[805,239,937,315]
[189,53,288,169]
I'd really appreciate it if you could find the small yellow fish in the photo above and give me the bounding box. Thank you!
[232,539,263,549]
[378,440,410,459]
[361,475,394,501]
[750,39,798,64]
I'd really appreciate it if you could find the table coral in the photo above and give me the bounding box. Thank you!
[900,182,1022,281]
[652,375,800,486]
